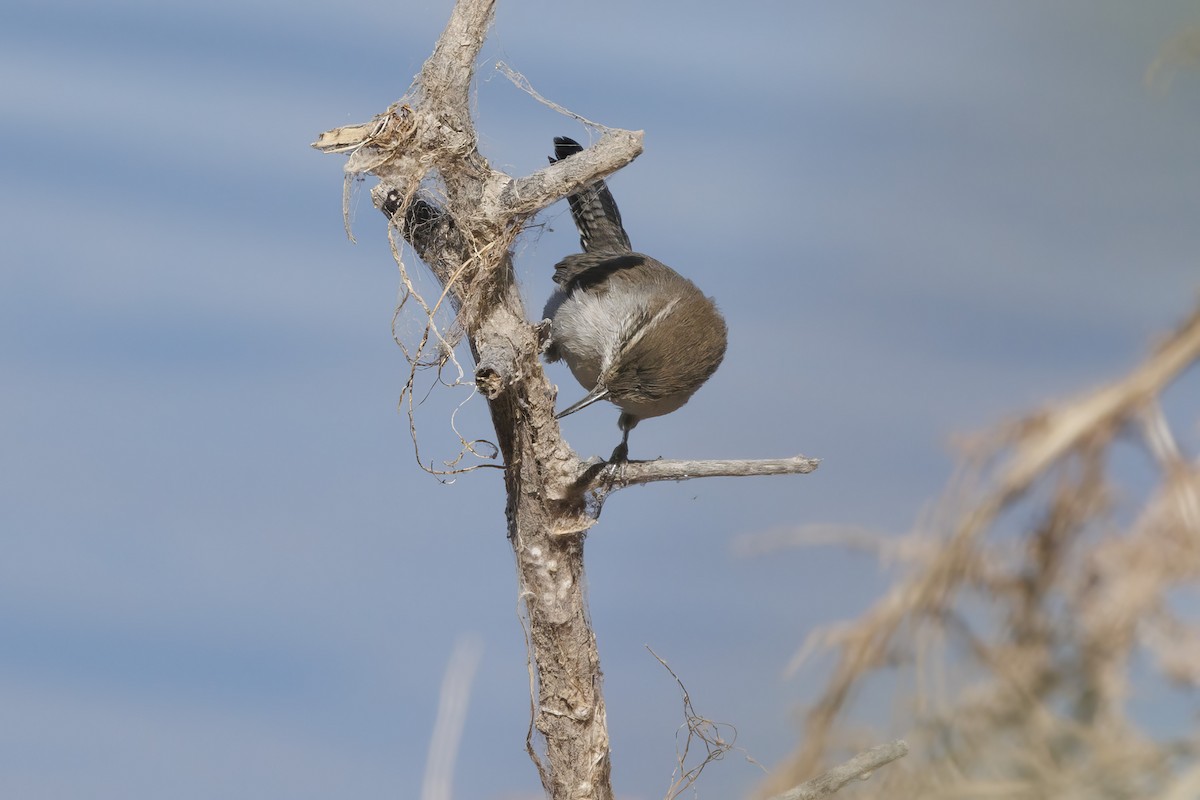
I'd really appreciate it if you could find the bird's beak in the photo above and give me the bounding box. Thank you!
[555,384,610,419]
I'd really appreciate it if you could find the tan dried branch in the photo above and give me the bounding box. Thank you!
[767,740,909,800]
[578,454,820,494]
[420,634,484,800]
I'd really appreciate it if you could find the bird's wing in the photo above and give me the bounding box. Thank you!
[550,252,646,292]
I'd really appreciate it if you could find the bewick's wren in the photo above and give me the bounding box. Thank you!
[542,137,727,460]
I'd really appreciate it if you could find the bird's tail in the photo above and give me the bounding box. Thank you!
[550,136,633,255]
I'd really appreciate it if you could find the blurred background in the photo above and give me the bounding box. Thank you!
[2,1,1198,798]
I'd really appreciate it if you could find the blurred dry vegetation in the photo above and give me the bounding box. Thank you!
[743,32,1200,800]
[749,306,1200,800]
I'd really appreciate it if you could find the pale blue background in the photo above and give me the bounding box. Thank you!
[3,1,1199,798]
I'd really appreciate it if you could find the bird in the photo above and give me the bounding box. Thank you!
[542,136,727,461]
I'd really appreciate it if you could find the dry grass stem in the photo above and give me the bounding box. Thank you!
[420,634,485,800]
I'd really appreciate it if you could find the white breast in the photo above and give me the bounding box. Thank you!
[544,285,652,393]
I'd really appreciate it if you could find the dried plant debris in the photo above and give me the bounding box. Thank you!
[755,307,1200,800]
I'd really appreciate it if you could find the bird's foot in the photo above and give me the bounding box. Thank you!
[534,319,554,357]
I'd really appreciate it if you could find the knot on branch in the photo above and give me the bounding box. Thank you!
[474,364,505,400]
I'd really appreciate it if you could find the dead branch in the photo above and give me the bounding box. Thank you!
[604,455,819,484]
[571,455,820,499]
[318,1,624,795]
[314,1,818,796]
[767,741,909,800]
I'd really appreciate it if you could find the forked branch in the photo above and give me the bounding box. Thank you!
[313,1,819,797]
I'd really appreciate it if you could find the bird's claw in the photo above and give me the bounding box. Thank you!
[535,319,553,354]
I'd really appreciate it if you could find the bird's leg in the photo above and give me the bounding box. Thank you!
[609,414,637,463]
[608,436,629,464]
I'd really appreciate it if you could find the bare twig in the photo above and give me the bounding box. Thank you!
[767,741,909,800]
[609,455,820,485]
[499,129,644,219]
[573,455,820,498]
